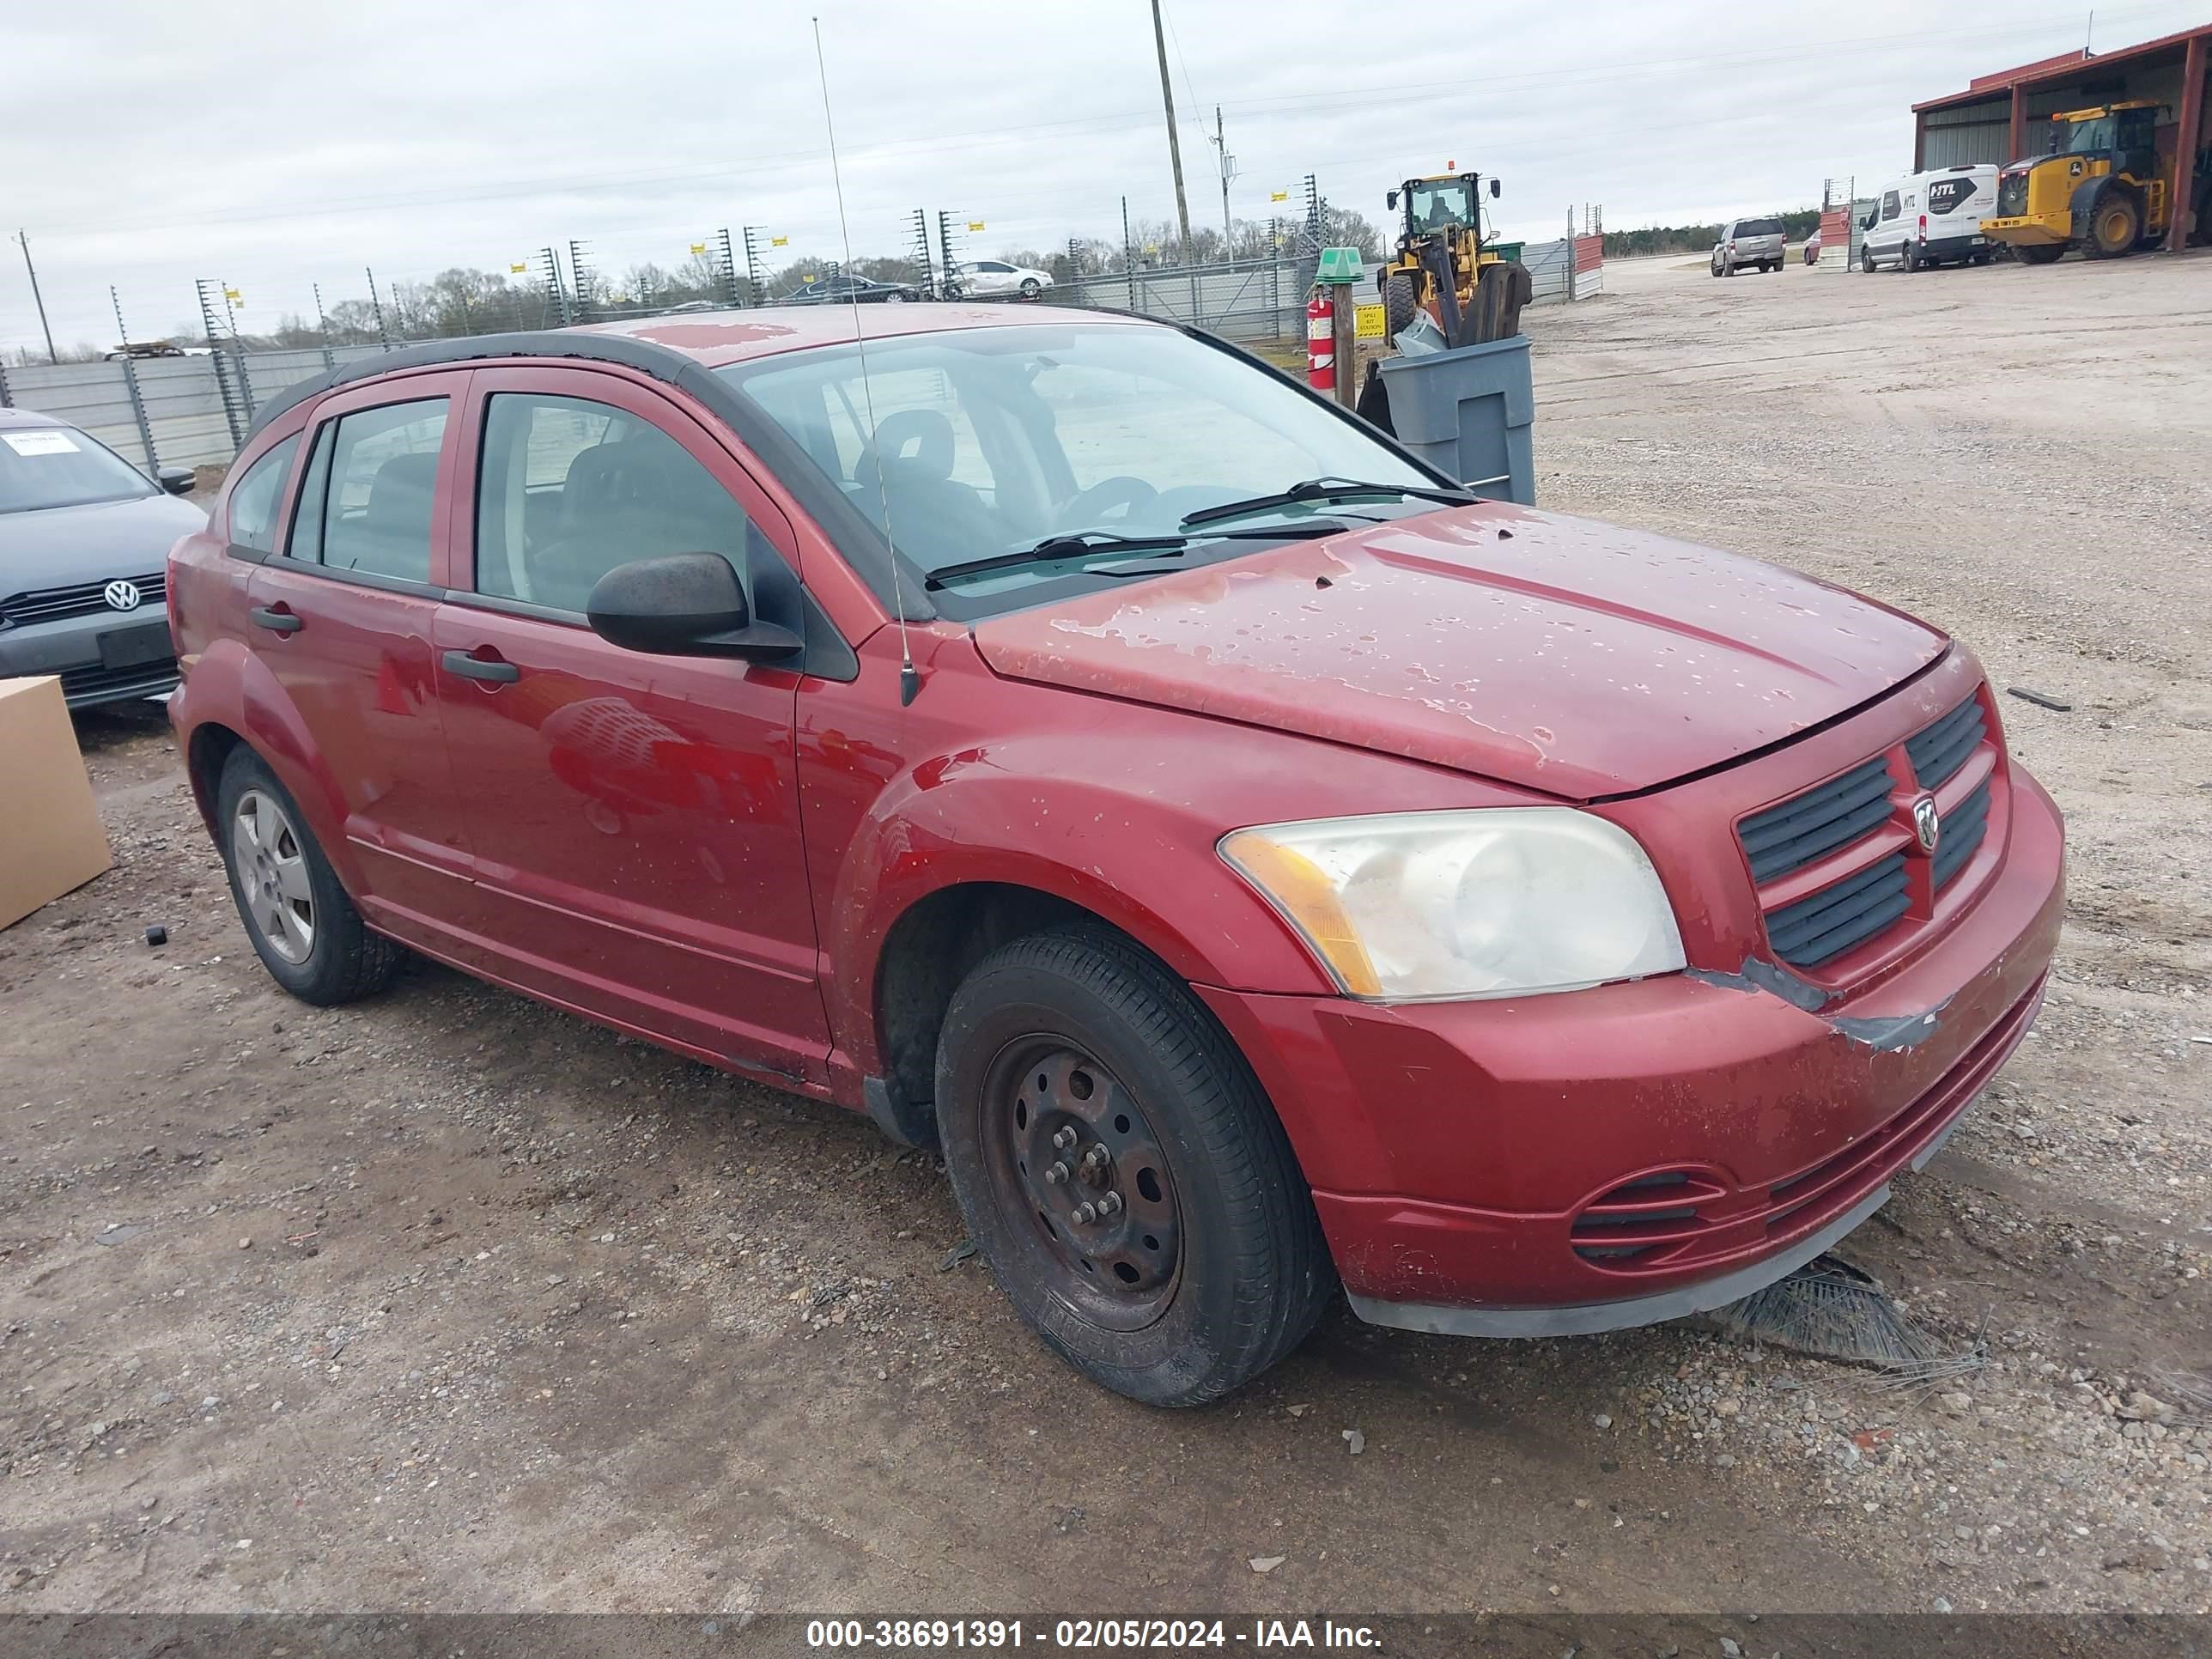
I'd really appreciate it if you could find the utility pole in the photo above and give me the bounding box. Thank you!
[1149,0,1194,265]
[15,230,57,364]
[1210,106,1237,244]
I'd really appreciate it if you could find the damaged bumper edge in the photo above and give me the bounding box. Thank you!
[1685,957,1954,1053]
[1348,1185,1893,1339]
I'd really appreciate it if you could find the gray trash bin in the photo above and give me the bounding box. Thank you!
[1376,333,1534,504]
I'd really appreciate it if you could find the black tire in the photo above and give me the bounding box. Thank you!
[934,927,1333,1407]
[2018,242,2066,265]
[216,745,400,1005]
[1903,242,1921,272]
[1972,252,1991,266]
[1382,270,1419,337]
[1861,243,1876,273]
[1018,277,1042,298]
[2085,192,2140,258]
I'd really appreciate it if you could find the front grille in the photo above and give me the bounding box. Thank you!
[1933,779,1991,889]
[1907,696,1985,788]
[1737,756,1895,882]
[1997,171,2028,216]
[0,572,167,627]
[59,659,179,705]
[1766,852,1911,967]
[1741,690,2001,973]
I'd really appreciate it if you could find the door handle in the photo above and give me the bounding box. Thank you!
[441,648,520,684]
[250,606,303,635]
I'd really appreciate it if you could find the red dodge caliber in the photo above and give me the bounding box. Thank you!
[167,307,2063,1405]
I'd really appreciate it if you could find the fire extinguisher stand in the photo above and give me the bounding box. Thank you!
[1309,246,1363,410]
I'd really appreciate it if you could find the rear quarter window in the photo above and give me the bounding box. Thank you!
[226,434,299,554]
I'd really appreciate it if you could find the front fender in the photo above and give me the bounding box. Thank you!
[170,631,370,895]
[2069,173,2132,239]
[820,732,1343,1079]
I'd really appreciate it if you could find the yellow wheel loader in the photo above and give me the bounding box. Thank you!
[1376,173,1530,348]
[1982,100,2212,262]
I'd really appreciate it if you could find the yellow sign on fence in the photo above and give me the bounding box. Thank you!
[509,263,528,274]
[690,242,708,256]
[967,221,986,233]
[1353,302,1387,340]
[770,235,788,247]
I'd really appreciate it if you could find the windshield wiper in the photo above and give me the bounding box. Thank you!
[923,522,1358,589]
[1179,477,1476,528]
[924,532,1190,590]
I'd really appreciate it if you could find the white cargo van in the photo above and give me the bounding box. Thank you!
[1860,165,1999,270]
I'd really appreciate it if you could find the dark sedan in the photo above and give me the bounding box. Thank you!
[781,272,922,305]
[0,408,206,708]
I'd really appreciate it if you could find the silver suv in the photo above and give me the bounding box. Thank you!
[1712,216,1787,276]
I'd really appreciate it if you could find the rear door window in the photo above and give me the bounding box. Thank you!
[307,399,448,583]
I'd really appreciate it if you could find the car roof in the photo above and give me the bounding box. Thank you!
[239,302,1153,452]
[0,405,87,433]
[580,301,1110,367]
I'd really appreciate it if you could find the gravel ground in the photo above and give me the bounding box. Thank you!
[2,252,2207,1620]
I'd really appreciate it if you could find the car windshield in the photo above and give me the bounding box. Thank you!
[717,323,1439,617]
[0,425,155,514]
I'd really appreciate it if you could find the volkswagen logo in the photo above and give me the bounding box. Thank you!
[103,580,143,611]
[1911,794,1942,855]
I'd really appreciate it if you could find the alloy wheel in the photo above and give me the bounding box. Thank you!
[231,788,315,963]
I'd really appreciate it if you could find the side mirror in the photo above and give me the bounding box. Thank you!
[1386,191,1399,210]
[157,465,197,495]
[585,552,802,661]
[1489,178,1502,198]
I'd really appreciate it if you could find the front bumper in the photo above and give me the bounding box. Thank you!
[1981,215,2069,246]
[1197,767,2064,1336]
[0,607,179,707]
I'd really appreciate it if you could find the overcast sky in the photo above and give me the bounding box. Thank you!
[5,0,2203,353]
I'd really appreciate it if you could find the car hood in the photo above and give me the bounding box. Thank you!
[970,503,1948,800]
[2,491,207,593]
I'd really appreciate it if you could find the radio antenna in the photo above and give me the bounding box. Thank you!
[812,15,920,707]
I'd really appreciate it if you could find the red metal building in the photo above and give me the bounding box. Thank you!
[1911,21,2211,252]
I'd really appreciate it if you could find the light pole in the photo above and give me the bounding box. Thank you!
[1149,0,1194,264]
[15,230,58,365]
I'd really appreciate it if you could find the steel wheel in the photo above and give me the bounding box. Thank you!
[980,1037,1182,1332]
[230,787,314,963]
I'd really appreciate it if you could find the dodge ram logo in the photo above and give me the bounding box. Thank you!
[1911,795,1941,854]
[103,580,143,611]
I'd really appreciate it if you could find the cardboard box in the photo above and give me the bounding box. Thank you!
[0,676,113,929]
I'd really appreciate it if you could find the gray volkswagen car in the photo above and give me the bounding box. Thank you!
[0,407,205,708]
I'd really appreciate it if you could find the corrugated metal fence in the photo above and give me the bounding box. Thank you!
[0,244,1604,475]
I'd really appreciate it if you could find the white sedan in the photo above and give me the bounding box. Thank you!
[956,259,1052,298]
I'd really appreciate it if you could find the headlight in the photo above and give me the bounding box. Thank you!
[1219,809,1685,1001]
